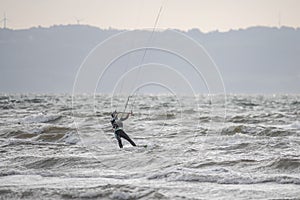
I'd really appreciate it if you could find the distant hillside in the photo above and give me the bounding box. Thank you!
[0,25,299,93]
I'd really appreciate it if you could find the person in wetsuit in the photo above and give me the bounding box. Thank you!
[111,111,136,148]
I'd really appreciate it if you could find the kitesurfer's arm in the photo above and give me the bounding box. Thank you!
[120,113,130,121]
[120,110,133,121]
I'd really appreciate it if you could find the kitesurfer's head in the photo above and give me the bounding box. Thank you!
[111,111,117,118]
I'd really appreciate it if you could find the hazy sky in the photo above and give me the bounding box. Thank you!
[0,0,300,31]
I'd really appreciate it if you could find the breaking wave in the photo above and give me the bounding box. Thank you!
[21,113,62,124]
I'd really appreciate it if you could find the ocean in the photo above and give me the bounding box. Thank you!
[0,93,299,199]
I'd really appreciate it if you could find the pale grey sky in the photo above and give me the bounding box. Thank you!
[0,0,300,32]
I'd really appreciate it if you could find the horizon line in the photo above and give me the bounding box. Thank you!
[1,23,300,34]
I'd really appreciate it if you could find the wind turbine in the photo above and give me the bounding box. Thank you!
[0,13,8,29]
[278,11,281,28]
[75,17,84,25]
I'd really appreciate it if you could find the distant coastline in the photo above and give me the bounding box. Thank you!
[0,25,299,93]
[1,23,299,33]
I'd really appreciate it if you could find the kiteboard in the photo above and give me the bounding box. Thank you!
[136,144,148,148]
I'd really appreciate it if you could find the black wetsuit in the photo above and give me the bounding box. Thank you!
[111,118,136,148]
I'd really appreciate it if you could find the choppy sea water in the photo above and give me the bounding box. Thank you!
[0,94,299,200]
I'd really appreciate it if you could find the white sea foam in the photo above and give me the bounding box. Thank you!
[22,113,61,124]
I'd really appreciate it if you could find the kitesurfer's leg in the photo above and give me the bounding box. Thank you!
[115,130,123,148]
[119,130,136,146]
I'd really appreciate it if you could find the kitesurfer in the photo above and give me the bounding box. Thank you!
[110,111,136,148]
